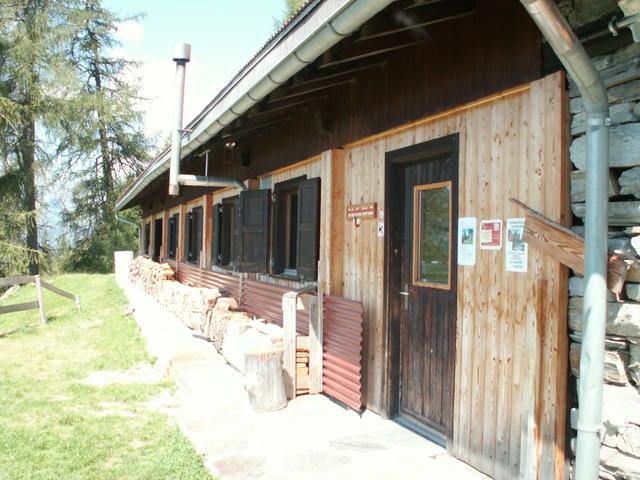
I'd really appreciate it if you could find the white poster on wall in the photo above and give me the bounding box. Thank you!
[457,217,477,266]
[505,217,528,273]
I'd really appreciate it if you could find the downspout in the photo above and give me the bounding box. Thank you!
[115,212,141,252]
[518,1,609,479]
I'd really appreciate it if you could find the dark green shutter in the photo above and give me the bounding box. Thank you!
[238,189,270,273]
[193,206,203,263]
[296,177,320,281]
[184,212,192,261]
[271,187,285,274]
[232,198,241,269]
[168,216,174,258]
[212,203,221,266]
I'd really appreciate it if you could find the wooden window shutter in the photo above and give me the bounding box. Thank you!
[168,216,175,259]
[296,177,320,281]
[271,187,286,274]
[233,197,241,268]
[212,203,221,266]
[220,203,232,265]
[193,206,203,263]
[184,212,192,260]
[238,189,270,273]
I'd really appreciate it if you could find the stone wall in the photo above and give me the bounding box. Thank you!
[567,41,640,479]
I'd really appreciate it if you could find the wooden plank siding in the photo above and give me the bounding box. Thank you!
[139,73,567,479]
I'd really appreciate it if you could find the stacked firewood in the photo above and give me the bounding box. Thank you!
[157,281,221,330]
[128,257,175,296]
[201,296,244,352]
[296,336,310,396]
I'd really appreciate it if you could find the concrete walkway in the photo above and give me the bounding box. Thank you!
[122,283,487,480]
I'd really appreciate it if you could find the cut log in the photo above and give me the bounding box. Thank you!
[244,348,287,413]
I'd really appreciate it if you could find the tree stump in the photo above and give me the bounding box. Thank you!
[244,348,287,412]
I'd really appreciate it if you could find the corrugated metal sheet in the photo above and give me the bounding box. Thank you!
[176,263,241,303]
[323,294,363,411]
[200,270,241,303]
[242,279,310,336]
[177,262,201,286]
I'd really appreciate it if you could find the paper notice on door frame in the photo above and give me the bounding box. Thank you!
[457,217,477,266]
[505,217,528,272]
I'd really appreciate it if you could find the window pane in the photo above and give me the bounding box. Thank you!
[415,183,451,287]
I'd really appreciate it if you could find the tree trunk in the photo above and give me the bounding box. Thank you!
[21,116,39,275]
[244,348,287,412]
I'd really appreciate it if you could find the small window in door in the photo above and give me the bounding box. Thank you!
[413,181,452,289]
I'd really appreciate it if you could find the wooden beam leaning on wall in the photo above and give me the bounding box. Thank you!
[510,198,631,296]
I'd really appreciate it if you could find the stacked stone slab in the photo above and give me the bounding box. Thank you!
[568,40,640,479]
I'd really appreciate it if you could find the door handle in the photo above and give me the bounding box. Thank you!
[399,288,409,310]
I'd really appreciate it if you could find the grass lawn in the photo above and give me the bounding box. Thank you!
[0,274,212,480]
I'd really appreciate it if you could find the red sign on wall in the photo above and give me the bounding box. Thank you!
[346,202,377,220]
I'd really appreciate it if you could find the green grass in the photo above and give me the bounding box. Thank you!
[0,274,212,480]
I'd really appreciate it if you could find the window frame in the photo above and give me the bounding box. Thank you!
[212,196,240,270]
[184,206,203,265]
[271,176,320,282]
[412,180,453,290]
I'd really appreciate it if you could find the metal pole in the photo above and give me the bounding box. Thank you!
[518,1,609,478]
[577,104,609,480]
[169,43,191,196]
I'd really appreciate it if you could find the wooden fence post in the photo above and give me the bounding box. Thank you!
[308,293,322,394]
[282,291,297,400]
[34,275,46,325]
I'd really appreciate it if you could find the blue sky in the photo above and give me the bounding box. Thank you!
[102,0,287,145]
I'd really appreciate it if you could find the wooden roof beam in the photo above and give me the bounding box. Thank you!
[318,40,423,69]
[355,0,476,42]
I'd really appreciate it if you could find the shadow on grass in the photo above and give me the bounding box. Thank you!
[0,323,40,338]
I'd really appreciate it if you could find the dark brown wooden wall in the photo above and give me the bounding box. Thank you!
[139,0,540,216]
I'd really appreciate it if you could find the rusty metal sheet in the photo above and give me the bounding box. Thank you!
[242,279,310,335]
[322,294,363,411]
[177,262,200,286]
[200,270,241,303]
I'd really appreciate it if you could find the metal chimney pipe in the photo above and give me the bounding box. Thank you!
[169,43,191,196]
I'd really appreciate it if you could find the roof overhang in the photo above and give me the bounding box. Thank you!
[116,0,394,211]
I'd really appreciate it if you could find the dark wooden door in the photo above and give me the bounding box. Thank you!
[388,135,458,441]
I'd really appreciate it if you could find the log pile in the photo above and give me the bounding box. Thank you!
[128,256,175,296]
[128,256,220,330]
[157,281,221,330]
[296,336,310,396]
[200,297,246,352]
